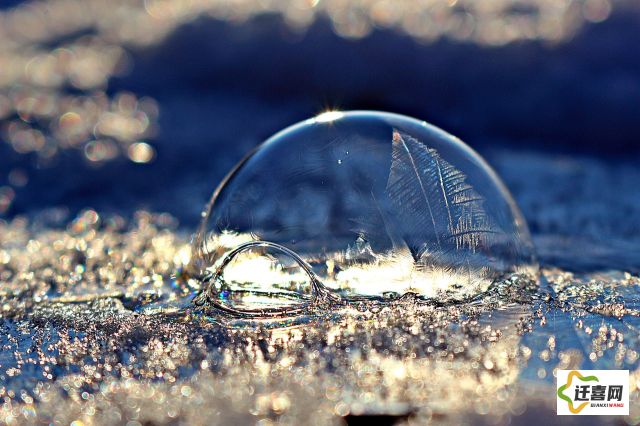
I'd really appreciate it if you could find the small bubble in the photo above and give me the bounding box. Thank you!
[8,169,28,187]
[84,140,119,162]
[180,386,192,397]
[0,186,16,214]
[128,142,155,163]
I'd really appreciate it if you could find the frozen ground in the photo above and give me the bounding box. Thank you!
[1,215,640,425]
[1,1,640,424]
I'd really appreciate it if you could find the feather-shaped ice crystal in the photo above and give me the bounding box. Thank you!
[192,111,537,312]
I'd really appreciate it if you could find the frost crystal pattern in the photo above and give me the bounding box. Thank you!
[387,130,499,253]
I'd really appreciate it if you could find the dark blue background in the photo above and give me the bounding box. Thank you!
[1,6,639,271]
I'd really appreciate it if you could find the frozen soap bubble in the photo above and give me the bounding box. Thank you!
[191,111,537,316]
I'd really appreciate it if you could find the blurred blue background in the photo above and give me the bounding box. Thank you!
[0,0,639,271]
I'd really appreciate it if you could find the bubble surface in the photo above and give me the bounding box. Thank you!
[193,111,537,311]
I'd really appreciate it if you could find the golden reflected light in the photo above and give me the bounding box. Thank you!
[314,110,345,123]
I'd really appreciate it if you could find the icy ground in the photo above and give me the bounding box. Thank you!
[0,212,640,424]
